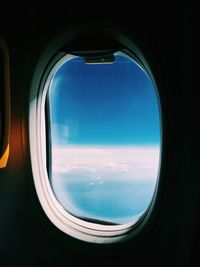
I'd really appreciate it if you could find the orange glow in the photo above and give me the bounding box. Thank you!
[0,144,9,168]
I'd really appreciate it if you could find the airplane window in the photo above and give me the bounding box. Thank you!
[46,52,161,225]
[29,32,162,243]
[0,36,10,169]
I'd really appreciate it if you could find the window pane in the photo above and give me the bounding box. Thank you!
[48,52,161,225]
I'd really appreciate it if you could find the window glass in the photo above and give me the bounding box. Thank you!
[47,52,161,224]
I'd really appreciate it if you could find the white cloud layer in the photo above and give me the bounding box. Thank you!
[52,145,160,181]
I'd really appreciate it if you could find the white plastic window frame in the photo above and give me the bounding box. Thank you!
[29,32,162,244]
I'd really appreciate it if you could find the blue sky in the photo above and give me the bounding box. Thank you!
[49,53,160,146]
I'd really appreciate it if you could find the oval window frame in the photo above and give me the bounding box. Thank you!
[29,27,163,244]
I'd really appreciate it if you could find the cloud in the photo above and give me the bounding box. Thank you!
[52,123,70,144]
[52,145,160,181]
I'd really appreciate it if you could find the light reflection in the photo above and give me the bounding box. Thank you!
[0,144,9,168]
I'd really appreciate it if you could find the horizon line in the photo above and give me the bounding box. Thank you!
[52,143,160,149]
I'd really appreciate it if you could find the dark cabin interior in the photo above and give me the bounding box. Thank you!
[0,3,195,267]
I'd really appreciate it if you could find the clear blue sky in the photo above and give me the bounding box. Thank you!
[49,53,160,146]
